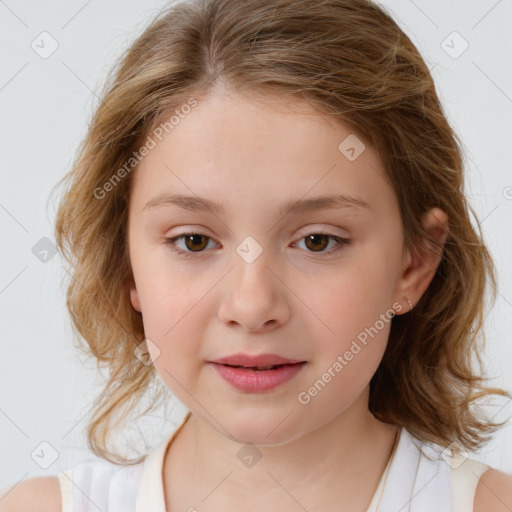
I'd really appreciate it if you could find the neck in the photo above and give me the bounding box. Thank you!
[163,391,399,511]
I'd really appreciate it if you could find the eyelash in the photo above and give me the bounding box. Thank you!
[163,232,351,259]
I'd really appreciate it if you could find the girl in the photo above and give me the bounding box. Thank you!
[2,0,511,510]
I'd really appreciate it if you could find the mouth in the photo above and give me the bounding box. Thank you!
[210,361,307,392]
[210,352,306,368]
[215,362,305,371]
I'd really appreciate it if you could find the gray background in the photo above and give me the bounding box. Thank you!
[1,0,511,489]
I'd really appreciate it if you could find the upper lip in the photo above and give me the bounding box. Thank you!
[210,353,305,367]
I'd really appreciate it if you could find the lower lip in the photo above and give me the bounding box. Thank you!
[210,362,306,392]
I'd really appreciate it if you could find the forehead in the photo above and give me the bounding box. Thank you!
[129,89,395,218]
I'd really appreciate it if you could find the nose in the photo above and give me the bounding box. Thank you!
[217,251,290,333]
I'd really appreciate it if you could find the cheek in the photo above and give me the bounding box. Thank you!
[134,273,206,369]
[294,253,394,384]
[294,254,394,340]
[298,309,391,419]
[145,305,205,401]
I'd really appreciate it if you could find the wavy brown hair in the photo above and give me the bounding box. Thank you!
[51,0,510,464]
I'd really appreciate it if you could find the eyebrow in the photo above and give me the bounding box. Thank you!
[143,193,370,216]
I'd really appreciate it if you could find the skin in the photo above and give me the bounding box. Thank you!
[127,83,449,511]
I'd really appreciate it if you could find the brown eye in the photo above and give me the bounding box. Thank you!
[164,233,217,256]
[183,234,210,251]
[304,234,330,252]
[294,232,351,256]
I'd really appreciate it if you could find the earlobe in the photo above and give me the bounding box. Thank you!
[129,283,142,313]
[393,207,449,314]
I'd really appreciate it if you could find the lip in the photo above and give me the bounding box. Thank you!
[210,353,305,367]
[210,361,306,392]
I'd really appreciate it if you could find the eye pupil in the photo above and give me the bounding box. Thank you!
[305,234,329,252]
[185,234,208,251]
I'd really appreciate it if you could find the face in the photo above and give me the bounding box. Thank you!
[127,87,412,445]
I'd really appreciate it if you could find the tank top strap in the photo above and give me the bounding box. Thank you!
[57,469,73,512]
[135,411,193,512]
[57,413,192,512]
[409,442,453,512]
[373,428,453,512]
[374,427,491,512]
[57,458,144,512]
[449,454,490,512]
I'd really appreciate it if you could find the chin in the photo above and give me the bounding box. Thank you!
[221,411,302,446]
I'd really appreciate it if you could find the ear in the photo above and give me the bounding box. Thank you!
[129,279,142,313]
[393,207,449,314]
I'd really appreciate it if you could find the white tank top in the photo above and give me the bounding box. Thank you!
[57,412,490,512]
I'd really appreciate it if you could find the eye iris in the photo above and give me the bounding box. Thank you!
[305,234,329,252]
[185,234,208,251]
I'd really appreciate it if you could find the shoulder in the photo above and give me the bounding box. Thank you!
[0,476,61,512]
[474,468,512,512]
